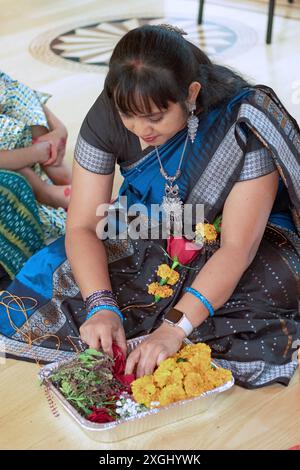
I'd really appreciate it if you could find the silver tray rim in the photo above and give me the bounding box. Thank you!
[39,336,235,433]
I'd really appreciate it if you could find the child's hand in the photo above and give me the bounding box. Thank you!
[33,141,52,165]
[35,127,67,166]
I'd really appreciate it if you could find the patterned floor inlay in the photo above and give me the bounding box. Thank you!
[30,16,257,72]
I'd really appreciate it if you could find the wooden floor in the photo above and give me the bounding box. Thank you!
[0,0,300,450]
[0,358,299,450]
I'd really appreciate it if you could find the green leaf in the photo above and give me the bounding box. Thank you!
[61,381,73,395]
[85,348,102,357]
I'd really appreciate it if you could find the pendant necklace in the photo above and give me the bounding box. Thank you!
[155,133,189,233]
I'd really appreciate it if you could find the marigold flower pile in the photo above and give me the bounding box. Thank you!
[131,343,232,408]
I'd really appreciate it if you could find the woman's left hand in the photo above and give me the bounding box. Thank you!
[125,322,185,378]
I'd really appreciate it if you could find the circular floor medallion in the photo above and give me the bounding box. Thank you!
[30,16,257,72]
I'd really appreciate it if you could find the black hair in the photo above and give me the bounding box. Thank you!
[105,24,251,116]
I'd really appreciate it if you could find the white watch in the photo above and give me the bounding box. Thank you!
[163,307,194,337]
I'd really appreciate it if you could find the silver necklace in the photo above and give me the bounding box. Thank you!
[155,133,188,233]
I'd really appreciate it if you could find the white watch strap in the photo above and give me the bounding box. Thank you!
[164,314,194,337]
[176,314,194,337]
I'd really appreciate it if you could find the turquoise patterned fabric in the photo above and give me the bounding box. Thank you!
[0,71,66,249]
[0,170,44,278]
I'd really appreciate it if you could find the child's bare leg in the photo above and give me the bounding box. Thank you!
[19,167,70,210]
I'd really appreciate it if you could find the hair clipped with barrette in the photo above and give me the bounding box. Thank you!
[157,23,188,36]
[105,24,250,117]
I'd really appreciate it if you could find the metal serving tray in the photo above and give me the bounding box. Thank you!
[39,336,234,442]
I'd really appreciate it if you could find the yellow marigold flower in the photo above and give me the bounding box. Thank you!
[176,343,211,362]
[189,352,211,369]
[131,376,159,408]
[176,360,194,376]
[156,357,177,372]
[179,343,211,358]
[154,366,184,388]
[205,224,218,242]
[153,369,171,388]
[170,367,184,384]
[166,269,180,286]
[184,372,206,397]
[156,264,171,279]
[205,368,233,389]
[158,383,186,407]
[156,264,180,286]
[131,342,232,408]
[147,282,173,298]
[195,223,218,243]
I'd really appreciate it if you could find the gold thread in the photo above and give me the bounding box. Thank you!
[267,225,288,247]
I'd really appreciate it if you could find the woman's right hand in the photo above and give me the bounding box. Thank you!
[79,310,127,358]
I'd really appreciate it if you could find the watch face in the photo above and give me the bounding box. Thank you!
[165,308,184,324]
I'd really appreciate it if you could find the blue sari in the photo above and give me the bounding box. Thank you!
[0,85,299,388]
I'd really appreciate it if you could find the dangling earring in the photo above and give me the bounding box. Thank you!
[187,102,199,144]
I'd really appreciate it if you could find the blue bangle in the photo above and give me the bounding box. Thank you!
[86,305,124,323]
[184,287,214,317]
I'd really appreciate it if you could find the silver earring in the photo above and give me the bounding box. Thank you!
[187,102,199,144]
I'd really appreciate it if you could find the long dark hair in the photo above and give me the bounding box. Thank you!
[105,24,251,115]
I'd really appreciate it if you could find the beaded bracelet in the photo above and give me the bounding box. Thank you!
[87,301,118,312]
[84,289,117,308]
[86,304,124,323]
[184,287,214,317]
[84,290,119,316]
[87,298,118,310]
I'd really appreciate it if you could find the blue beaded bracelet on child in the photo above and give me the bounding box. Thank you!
[184,287,214,317]
[86,305,124,323]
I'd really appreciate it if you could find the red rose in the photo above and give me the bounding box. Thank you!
[87,407,115,423]
[115,373,135,389]
[167,236,201,266]
[112,343,126,376]
[112,343,136,389]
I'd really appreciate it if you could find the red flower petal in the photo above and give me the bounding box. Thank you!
[112,343,136,387]
[87,407,115,423]
[112,343,126,376]
[115,373,135,388]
